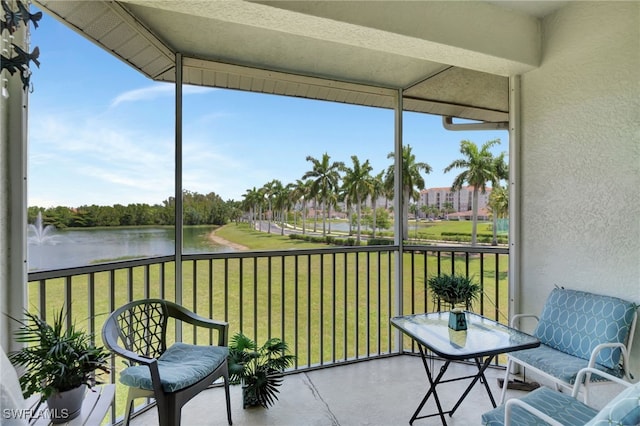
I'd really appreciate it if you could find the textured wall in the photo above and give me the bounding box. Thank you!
[519,2,640,371]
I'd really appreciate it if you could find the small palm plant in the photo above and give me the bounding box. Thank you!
[427,274,481,310]
[228,333,296,408]
[8,308,110,401]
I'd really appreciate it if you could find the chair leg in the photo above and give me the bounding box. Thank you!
[155,395,173,426]
[499,358,513,404]
[167,399,181,426]
[224,374,233,425]
[123,387,138,426]
[582,380,590,405]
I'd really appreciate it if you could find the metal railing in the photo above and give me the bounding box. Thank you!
[27,244,509,422]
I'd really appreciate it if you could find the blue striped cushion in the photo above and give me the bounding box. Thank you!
[120,342,228,393]
[482,387,598,426]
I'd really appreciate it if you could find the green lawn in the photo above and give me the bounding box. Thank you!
[215,223,323,250]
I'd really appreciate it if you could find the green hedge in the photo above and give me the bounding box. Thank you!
[439,232,508,244]
[288,232,506,245]
[367,238,394,246]
[288,234,360,246]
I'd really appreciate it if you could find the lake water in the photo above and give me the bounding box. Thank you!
[27,226,230,271]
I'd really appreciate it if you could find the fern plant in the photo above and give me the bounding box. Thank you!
[228,333,295,408]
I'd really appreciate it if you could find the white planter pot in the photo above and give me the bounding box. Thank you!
[46,384,86,424]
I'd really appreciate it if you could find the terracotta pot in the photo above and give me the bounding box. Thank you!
[46,384,86,424]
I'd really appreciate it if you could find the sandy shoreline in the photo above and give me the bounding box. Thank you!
[207,230,249,251]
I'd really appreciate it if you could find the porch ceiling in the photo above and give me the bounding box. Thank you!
[34,1,566,123]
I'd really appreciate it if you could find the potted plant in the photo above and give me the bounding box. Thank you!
[227,332,295,409]
[427,273,481,310]
[8,308,110,423]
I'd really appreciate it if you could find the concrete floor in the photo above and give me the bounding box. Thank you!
[130,355,532,426]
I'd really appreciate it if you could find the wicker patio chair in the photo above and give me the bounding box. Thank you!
[102,299,232,426]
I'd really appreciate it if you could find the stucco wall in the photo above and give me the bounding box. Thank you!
[519,2,640,373]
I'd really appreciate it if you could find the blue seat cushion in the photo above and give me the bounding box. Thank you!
[120,342,229,393]
[482,387,598,426]
[585,382,640,426]
[510,344,624,385]
[532,289,636,369]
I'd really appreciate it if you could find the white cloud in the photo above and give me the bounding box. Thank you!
[29,109,177,206]
[110,84,213,108]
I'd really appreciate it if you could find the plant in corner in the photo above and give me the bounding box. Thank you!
[227,332,296,409]
[427,273,481,310]
[8,308,110,423]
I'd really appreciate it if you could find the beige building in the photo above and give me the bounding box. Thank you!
[418,186,491,217]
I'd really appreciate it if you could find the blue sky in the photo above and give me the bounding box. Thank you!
[28,10,508,208]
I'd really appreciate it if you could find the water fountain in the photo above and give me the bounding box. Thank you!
[28,211,57,245]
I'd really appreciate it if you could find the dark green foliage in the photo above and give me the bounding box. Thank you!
[288,233,364,246]
[439,231,508,244]
[367,237,394,246]
[27,189,239,229]
[228,333,295,409]
[427,274,481,309]
[8,308,110,401]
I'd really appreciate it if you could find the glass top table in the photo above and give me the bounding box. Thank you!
[391,311,539,425]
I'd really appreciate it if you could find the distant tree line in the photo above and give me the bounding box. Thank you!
[28,190,242,229]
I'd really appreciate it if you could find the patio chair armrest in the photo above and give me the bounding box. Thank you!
[572,367,632,398]
[509,314,539,330]
[504,398,564,426]
[587,342,629,372]
[167,303,229,346]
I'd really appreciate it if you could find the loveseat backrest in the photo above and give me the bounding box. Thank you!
[533,288,636,369]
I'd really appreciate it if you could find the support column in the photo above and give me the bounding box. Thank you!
[0,19,28,351]
[507,75,521,319]
[393,89,404,352]
[174,53,183,340]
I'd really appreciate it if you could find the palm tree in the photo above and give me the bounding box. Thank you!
[273,181,292,235]
[444,139,501,246]
[369,170,385,238]
[489,185,509,241]
[242,187,263,229]
[489,152,509,245]
[442,202,454,219]
[337,185,353,235]
[409,203,420,239]
[385,145,432,240]
[325,191,338,234]
[341,155,373,243]
[262,180,282,234]
[303,153,344,236]
[292,179,312,234]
